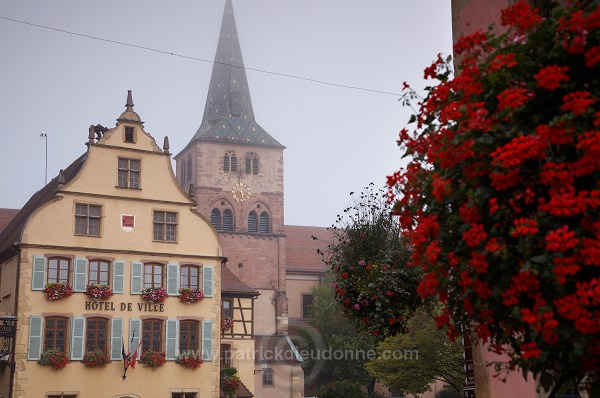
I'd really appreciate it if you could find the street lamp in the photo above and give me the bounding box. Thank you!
[254,362,267,374]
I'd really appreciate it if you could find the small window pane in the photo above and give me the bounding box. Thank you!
[263,368,274,386]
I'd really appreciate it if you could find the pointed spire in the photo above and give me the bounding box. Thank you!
[125,90,134,112]
[163,136,170,153]
[185,0,284,149]
[117,90,143,125]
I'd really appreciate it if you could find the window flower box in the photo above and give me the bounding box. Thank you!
[140,350,166,369]
[178,288,205,304]
[43,282,72,301]
[221,316,234,331]
[140,286,168,303]
[175,350,203,369]
[38,349,70,369]
[82,350,110,367]
[85,284,113,301]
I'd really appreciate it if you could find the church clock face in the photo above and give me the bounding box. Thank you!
[232,182,251,202]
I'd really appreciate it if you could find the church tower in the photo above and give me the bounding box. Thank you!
[175,0,288,336]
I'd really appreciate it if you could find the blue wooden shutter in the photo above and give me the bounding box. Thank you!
[113,260,125,294]
[166,263,180,296]
[73,258,87,292]
[131,261,142,294]
[203,266,213,297]
[201,320,213,361]
[129,319,142,354]
[27,316,43,360]
[165,320,178,360]
[71,317,86,360]
[110,318,123,360]
[32,256,46,290]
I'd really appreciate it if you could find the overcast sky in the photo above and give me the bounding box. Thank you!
[0,1,452,228]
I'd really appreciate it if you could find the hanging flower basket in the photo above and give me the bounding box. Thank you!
[140,350,166,369]
[38,349,70,369]
[175,350,203,369]
[43,282,72,301]
[85,284,113,301]
[141,286,168,303]
[221,316,234,331]
[82,350,110,367]
[178,288,205,304]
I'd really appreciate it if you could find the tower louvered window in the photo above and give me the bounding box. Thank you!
[245,152,259,175]
[187,154,192,181]
[223,209,233,231]
[211,209,221,230]
[224,151,237,173]
[248,211,257,233]
[259,211,269,234]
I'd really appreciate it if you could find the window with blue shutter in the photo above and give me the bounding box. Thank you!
[129,319,142,354]
[32,256,46,290]
[166,263,180,296]
[201,320,213,361]
[203,266,213,297]
[110,318,123,360]
[131,261,142,294]
[73,258,88,292]
[27,316,43,360]
[71,317,85,360]
[165,320,178,360]
[113,260,125,293]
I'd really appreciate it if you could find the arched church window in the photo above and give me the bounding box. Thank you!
[223,209,233,231]
[211,209,221,230]
[248,211,257,233]
[224,151,237,173]
[259,211,269,234]
[187,154,192,181]
[245,152,259,175]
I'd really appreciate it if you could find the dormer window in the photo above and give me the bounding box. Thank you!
[125,126,135,143]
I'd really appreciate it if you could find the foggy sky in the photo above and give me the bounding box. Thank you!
[0,1,452,227]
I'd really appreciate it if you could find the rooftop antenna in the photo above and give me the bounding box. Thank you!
[40,133,48,185]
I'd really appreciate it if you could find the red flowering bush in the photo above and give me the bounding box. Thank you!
[82,350,110,367]
[327,184,423,338]
[178,288,205,304]
[140,350,166,369]
[220,367,241,398]
[141,286,168,303]
[85,284,113,301]
[38,349,69,369]
[43,282,72,301]
[387,1,600,392]
[175,350,203,369]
